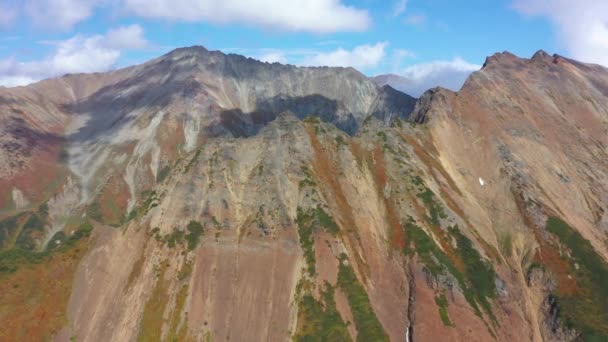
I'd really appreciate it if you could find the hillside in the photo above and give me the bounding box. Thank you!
[0,47,607,341]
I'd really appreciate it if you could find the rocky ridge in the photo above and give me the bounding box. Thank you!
[0,47,606,341]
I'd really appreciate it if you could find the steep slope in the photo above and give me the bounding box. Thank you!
[0,46,415,247]
[408,50,608,340]
[0,48,607,342]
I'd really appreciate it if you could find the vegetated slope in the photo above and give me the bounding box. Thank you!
[0,47,607,342]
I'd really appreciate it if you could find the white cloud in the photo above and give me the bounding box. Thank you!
[4,0,370,33]
[404,13,427,26]
[103,24,148,49]
[0,25,147,87]
[0,76,38,87]
[392,0,407,17]
[24,0,101,31]
[51,37,120,74]
[317,40,344,46]
[300,42,388,70]
[513,0,608,66]
[0,3,18,27]
[386,58,481,96]
[123,0,370,33]
[230,43,388,71]
[390,49,415,71]
[393,49,415,59]
[257,52,288,64]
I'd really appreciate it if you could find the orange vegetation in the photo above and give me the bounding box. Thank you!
[305,125,369,279]
[0,239,90,341]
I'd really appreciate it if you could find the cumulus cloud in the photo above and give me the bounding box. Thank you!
[233,43,387,71]
[103,24,148,49]
[123,0,370,33]
[513,0,608,66]
[6,0,370,33]
[385,58,481,96]
[257,52,288,64]
[0,24,147,87]
[300,42,388,70]
[24,0,101,31]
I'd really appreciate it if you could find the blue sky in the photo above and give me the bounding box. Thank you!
[1,0,607,95]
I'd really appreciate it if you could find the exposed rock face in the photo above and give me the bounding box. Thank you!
[0,47,607,342]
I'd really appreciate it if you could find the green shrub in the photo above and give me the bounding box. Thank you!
[416,188,447,226]
[376,131,388,143]
[296,206,341,277]
[498,233,513,257]
[46,232,67,251]
[66,222,94,245]
[296,207,316,277]
[211,216,221,229]
[86,201,104,222]
[183,148,202,174]
[126,190,160,221]
[138,264,169,342]
[338,257,388,342]
[303,116,321,124]
[38,203,49,217]
[435,294,453,326]
[156,165,171,183]
[313,207,339,236]
[335,135,347,148]
[299,166,316,189]
[16,213,46,250]
[185,221,204,250]
[402,218,497,322]
[165,230,184,248]
[295,283,351,342]
[0,221,92,273]
[546,217,608,338]
[411,175,424,187]
[448,226,497,322]
[0,213,24,249]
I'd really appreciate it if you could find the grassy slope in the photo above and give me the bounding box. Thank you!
[0,222,92,341]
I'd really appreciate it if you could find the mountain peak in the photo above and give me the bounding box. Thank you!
[482,51,519,68]
[531,49,550,60]
[165,45,210,57]
[482,50,566,69]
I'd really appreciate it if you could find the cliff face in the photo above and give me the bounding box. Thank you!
[0,47,607,342]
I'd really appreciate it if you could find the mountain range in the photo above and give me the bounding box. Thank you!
[0,46,607,341]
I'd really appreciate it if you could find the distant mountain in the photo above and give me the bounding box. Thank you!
[373,63,478,97]
[0,47,607,341]
[372,73,412,91]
